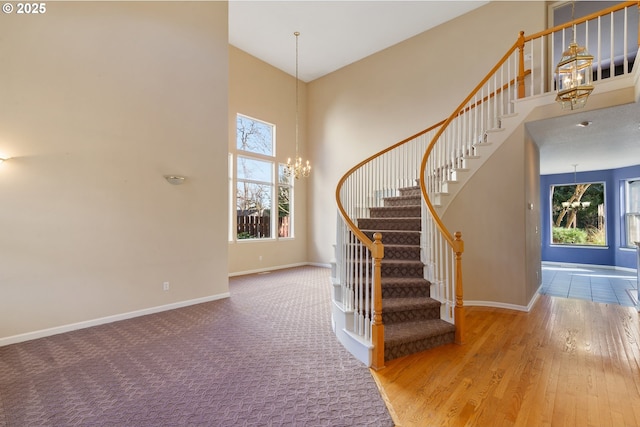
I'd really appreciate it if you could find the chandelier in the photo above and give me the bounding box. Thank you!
[284,31,311,179]
[555,1,594,110]
[561,164,591,210]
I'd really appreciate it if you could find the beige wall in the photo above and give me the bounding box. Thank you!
[0,2,229,339]
[307,1,548,265]
[228,46,309,274]
[442,125,538,306]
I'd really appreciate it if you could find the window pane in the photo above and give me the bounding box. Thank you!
[627,213,640,245]
[236,182,272,239]
[237,156,272,183]
[278,185,291,237]
[236,115,274,156]
[626,180,640,245]
[628,180,640,212]
[278,164,291,185]
[551,183,606,246]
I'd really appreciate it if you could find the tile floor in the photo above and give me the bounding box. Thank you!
[540,263,639,308]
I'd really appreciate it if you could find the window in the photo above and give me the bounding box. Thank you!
[234,114,293,240]
[550,182,606,246]
[278,164,292,238]
[625,179,640,247]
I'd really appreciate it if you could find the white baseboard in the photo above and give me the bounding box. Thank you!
[228,262,329,277]
[0,292,230,347]
[464,299,531,313]
[542,261,637,273]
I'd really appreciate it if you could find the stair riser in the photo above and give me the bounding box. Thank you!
[344,261,424,279]
[385,331,455,361]
[343,245,420,261]
[385,247,421,261]
[383,307,441,324]
[369,206,421,218]
[358,218,421,231]
[382,264,423,278]
[362,230,420,245]
[382,286,429,299]
[398,187,421,197]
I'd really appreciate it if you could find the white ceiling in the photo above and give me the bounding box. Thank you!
[527,102,640,175]
[229,1,488,82]
[229,1,640,175]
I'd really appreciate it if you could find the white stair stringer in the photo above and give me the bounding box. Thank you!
[431,67,640,216]
[329,254,373,367]
[330,281,373,367]
[431,105,536,216]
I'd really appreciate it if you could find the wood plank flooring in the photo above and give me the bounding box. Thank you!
[371,295,640,427]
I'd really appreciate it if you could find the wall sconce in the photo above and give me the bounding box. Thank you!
[164,175,186,185]
[0,157,8,164]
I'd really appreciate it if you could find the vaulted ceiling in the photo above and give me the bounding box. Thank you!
[229,1,640,175]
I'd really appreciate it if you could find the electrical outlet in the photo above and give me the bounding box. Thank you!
[163,281,170,291]
[259,255,263,261]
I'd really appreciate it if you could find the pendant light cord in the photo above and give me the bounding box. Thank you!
[294,31,300,159]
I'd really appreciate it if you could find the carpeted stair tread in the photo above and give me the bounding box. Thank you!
[398,186,421,197]
[384,319,456,347]
[381,276,431,286]
[357,217,421,231]
[381,259,423,266]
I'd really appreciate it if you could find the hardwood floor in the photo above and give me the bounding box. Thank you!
[371,295,640,427]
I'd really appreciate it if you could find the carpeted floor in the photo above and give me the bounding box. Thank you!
[0,266,393,426]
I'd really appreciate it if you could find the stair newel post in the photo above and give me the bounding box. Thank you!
[517,30,526,99]
[371,232,385,370]
[453,231,465,345]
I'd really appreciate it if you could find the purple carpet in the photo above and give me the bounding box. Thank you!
[0,266,393,426]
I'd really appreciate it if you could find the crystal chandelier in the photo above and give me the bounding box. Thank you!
[284,32,311,179]
[555,2,594,110]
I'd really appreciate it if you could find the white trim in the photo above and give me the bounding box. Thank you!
[228,262,329,277]
[307,262,331,269]
[0,293,230,347]
[464,299,532,313]
[464,282,561,313]
[542,260,638,274]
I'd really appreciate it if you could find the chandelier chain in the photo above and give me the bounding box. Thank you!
[284,31,311,179]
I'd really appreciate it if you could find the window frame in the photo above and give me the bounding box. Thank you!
[624,178,640,248]
[549,181,607,247]
[232,113,294,242]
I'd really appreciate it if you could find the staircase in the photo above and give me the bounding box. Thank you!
[332,2,639,368]
[359,185,455,361]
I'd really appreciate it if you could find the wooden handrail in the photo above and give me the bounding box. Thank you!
[335,119,445,251]
[523,1,639,43]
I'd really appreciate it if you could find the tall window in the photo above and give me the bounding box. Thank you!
[550,182,606,246]
[234,114,293,240]
[625,179,640,247]
[278,164,293,238]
